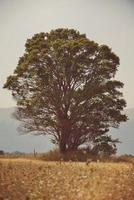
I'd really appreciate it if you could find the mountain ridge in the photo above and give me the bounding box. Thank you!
[0,107,134,154]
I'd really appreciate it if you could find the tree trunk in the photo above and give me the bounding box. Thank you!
[59,118,70,153]
[59,138,67,153]
[59,143,67,153]
[67,145,78,152]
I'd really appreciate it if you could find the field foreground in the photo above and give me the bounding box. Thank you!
[0,158,134,200]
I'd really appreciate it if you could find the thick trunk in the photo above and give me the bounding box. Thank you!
[58,118,70,153]
[59,143,66,153]
[59,145,78,153]
[59,138,67,153]
[58,118,81,153]
[67,144,79,152]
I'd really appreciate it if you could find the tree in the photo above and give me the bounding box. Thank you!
[91,135,119,157]
[4,28,127,153]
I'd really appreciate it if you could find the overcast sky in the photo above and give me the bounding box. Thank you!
[0,0,134,108]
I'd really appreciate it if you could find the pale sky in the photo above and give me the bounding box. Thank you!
[0,0,134,108]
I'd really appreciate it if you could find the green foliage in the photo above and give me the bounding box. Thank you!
[91,135,119,157]
[4,28,127,153]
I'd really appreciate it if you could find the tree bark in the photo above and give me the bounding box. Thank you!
[59,142,66,153]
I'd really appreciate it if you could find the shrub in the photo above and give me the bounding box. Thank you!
[41,148,99,162]
[41,149,63,161]
[116,155,134,164]
[0,150,4,155]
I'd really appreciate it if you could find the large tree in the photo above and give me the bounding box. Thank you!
[4,28,127,153]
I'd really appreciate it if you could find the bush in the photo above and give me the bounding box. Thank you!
[41,148,99,162]
[0,150,4,155]
[41,149,63,161]
[115,155,134,164]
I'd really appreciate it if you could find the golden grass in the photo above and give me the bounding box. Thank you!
[0,158,134,200]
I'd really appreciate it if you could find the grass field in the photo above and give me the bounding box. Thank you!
[0,158,134,200]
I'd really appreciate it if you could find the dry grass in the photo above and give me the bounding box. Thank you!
[0,158,134,200]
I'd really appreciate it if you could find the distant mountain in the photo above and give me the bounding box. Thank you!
[0,107,53,153]
[0,107,134,155]
[109,108,134,155]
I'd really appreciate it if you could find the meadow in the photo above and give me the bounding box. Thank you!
[0,158,134,200]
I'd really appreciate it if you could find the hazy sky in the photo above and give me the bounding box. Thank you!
[0,0,134,108]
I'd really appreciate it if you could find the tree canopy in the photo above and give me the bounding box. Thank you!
[4,28,127,153]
